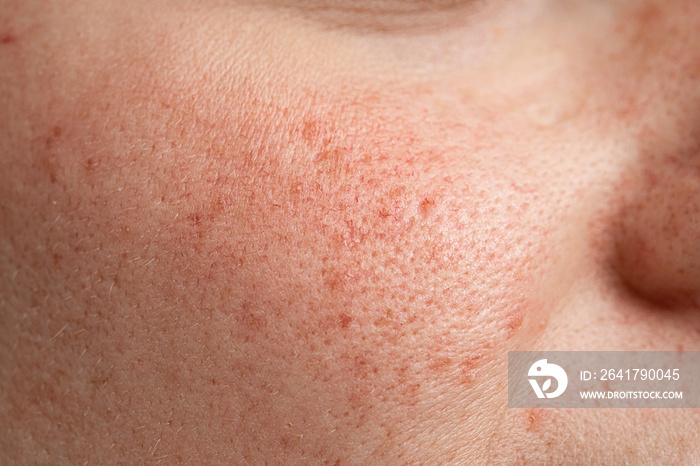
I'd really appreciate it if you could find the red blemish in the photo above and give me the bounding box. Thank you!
[429,355,453,372]
[633,3,662,27]
[459,353,483,385]
[339,313,352,329]
[418,198,435,219]
[314,147,343,165]
[506,309,524,334]
[301,120,320,144]
[526,408,547,432]
[0,34,17,44]
[188,212,203,226]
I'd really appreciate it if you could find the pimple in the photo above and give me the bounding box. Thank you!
[418,198,436,219]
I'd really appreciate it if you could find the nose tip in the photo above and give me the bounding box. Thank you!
[614,155,700,309]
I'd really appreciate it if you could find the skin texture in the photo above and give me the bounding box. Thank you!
[1,0,700,463]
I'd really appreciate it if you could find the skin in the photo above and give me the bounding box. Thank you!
[1,0,700,463]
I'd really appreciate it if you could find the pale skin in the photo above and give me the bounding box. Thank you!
[1,0,700,463]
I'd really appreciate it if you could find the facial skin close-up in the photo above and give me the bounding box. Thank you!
[1,0,700,463]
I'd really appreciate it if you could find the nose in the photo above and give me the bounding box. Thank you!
[604,1,700,310]
[613,139,700,309]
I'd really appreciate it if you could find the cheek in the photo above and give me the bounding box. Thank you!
[140,81,553,406]
[151,91,555,452]
[7,35,555,458]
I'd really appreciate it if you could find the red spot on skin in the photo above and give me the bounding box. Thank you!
[429,355,453,372]
[338,313,352,329]
[314,147,344,166]
[459,353,482,385]
[188,213,203,226]
[0,34,17,44]
[506,309,524,334]
[418,198,435,219]
[41,126,64,183]
[526,408,547,433]
[301,120,320,144]
[633,3,663,27]
[46,156,58,183]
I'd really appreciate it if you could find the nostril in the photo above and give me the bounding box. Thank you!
[613,161,700,309]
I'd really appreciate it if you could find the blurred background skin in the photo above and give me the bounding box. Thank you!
[1,0,700,463]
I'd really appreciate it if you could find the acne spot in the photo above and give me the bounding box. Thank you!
[338,313,352,329]
[0,33,17,45]
[418,198,435,219]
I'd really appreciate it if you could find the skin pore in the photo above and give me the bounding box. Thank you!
[1,0,700,463]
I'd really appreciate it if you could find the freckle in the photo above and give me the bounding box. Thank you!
[53,126,62,138]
